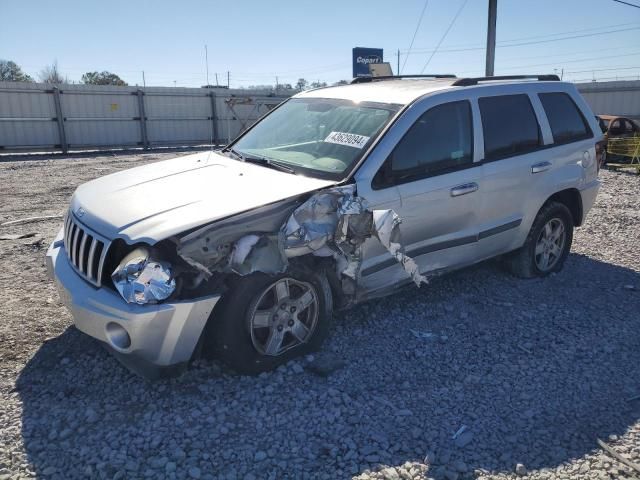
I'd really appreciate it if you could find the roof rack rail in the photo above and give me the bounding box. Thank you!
[452,74,560,86]
[351,74,457,84]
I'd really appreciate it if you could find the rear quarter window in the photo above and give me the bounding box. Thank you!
[538,92,592,144]
[479,94,541,161]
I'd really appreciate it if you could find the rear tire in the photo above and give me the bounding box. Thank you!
[206,266,332,374]
[507,201,573,279]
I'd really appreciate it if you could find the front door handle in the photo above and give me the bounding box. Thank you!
[531,161,552,174]
[450,182,478,197]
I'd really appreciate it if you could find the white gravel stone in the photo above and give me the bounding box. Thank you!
[0,157,639,480]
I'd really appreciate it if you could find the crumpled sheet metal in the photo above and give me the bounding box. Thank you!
[177,185,426,289]
[371,210,426,286]
[281,190,344,258]
[228,234,285,275]
[283,185,426,287]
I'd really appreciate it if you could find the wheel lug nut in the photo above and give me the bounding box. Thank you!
[277,325,283,331]
[288,320,294,326]
[290,306,296,313]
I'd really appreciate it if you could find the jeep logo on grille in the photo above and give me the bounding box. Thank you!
[76,207,86,218]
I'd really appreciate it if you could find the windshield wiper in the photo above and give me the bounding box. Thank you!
[224,147,244,161]
[223,147,296,174]
[242,154,296,174]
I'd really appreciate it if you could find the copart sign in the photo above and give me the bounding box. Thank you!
[352,47,383,78]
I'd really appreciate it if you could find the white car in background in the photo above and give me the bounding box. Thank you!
[46,74,602,378]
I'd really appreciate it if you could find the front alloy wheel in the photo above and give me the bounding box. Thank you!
[248,278,319,356]
[207,268,332,374]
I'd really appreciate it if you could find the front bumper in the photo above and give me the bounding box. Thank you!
[45,228,220,379]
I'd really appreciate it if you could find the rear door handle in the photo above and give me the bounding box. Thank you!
[450,182,478,197]
[531,161,552,174]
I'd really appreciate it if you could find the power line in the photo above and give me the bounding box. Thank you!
[569,74,640,82]
[496,44,640,63]
[420,0,469,74]
[563,65,640,74]
[612,0,640,8]
[467,50,640,74]
[398,21,636,53]
[495,21,640,44]
[401,0,429,74]
[405,25,640,55]
[401,21,640,52]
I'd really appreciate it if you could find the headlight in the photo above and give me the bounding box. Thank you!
[111,247,176,305]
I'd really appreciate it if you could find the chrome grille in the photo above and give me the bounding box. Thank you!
[63,212,110,287]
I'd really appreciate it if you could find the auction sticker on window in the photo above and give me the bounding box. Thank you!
[324,131,370,149]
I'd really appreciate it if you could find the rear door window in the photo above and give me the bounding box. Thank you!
[479,94,541,161]
[538,92,591,144]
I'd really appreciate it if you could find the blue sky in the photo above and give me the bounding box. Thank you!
[1,0,639,87]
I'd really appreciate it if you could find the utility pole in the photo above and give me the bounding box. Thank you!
[205,45,210,86]
[215,73,219,87]
[275,76,279,91]
[485,0,497,76]
[396,49,400,76]
[227,71,230,88]
[142,71,146,88]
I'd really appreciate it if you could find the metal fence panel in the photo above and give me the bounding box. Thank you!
[0,87,59,148]
[65,119,141,147]
[577,80,640,121]
[0,81,292,152]
[145,93,210,118]
[147,119,212,145]
[61,90,142,147]
[0,118,60,148]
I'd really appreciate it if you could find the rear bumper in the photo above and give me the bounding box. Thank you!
[579,179,601,223]
[46,228,220,379]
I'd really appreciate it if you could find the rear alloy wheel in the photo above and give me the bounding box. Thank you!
[207,268,332,374]
[507,201,573,278]
[534,218,566,273]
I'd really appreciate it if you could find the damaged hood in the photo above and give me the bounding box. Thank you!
[70,151,335,243]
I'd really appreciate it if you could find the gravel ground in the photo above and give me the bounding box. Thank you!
[0,151,639,480]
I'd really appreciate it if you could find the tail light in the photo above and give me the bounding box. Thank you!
[595,139,607,171]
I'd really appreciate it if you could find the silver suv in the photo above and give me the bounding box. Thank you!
[46,74,602,378]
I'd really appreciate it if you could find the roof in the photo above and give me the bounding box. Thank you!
[296,76,566,106]
[296,79,457,105]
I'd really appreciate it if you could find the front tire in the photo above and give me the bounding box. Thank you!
[507,201,574,279]
[206,266,332,374]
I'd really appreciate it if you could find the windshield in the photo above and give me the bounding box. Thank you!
[230,98,400,179]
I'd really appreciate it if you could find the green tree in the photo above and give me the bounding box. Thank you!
[332,80,349,86]
[81,71,128,86]
[0,60,34,82]
[295,78,308,90]
[310,81,328,88]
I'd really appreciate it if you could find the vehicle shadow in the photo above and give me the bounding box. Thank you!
[16,253,640,479]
